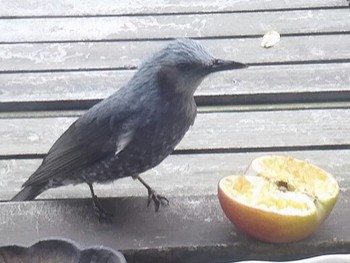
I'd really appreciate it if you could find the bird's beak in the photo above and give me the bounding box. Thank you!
[208,59,248,73]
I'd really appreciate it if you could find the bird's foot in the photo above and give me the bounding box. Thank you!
[92,194,114,223]
[147,189,169,212]
[87,183,113,222]
[134,175,169,212]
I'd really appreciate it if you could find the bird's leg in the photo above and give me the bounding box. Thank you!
[134,175,169,212]
[87,183,113,222]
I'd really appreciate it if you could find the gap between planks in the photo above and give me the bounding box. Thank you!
[2,31,350,45]
[1,6,349,20]
[1,102,350,119]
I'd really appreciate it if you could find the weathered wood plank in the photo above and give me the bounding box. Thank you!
[1,109,350,157]
[0,193,348,263]
[0,0,347,17]
[1,64,349,108]
[1,35,350,72]
[1,150,349,201]
[1,10,349,43]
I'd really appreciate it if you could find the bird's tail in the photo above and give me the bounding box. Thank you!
[11,183,47,201]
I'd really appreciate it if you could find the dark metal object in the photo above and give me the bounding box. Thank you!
[0,239,126,263]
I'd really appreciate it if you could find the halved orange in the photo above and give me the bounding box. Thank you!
[218,155,339,243]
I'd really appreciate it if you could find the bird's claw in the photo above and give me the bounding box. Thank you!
[92,195,114,223]
[147,189,169,212]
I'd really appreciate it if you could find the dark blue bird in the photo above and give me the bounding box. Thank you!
[12,39,247,220]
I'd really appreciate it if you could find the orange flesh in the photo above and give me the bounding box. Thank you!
[258,157,337,201]
[221,176,315,215]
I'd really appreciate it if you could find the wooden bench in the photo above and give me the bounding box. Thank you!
[1,0,350,262]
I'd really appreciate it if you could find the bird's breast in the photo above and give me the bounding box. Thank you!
[145,101,196,152]
[100,97,197,179]
[119,99,196,170]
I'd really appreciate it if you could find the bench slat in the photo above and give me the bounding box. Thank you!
[1,150,349,201]
[1,109,350,156]
[0,193,348,263]
[1,35,350,73]
[1,9,349,43]
[1,0,347,17]
[1,64,349,108]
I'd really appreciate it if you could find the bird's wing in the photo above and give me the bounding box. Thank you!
[23,111,137,187]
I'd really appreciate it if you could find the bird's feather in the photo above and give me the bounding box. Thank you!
[23,107,137,187]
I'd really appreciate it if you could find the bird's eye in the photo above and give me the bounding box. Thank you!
[176,62,192,72]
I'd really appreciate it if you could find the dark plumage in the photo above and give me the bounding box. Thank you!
[12,39,247,220]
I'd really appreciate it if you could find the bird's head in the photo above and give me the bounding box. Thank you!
[139,38,247,98]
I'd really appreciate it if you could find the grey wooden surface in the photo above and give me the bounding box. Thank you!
[1,10,350,43]
[1,0,347,17]
[1,150,349,201]
[2,35,350,73]
[1,193,349,263]
[1,64,350,103]
[0,0,350,263]
[1,109,350,157]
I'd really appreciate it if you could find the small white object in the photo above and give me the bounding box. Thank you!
[261,30,280,48]
[235,254,350,263]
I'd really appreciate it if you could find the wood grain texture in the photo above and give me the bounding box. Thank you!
[1,35,350,73]
[1,64,349,105]
[1,150,349,201]
[1,9,350,43]
[0,193,348,263]
[1,109,350,156]
[1,1,349,262]
[0,0,347,17]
